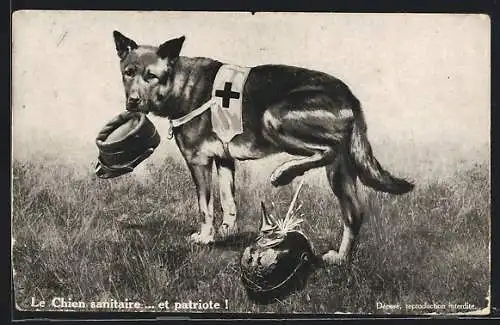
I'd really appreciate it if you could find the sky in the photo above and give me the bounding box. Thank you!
[12,11,490,180]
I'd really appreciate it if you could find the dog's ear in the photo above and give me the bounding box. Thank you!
[113,31,138,60]
[157,36,185,61]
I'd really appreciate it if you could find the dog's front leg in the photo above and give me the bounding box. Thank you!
[215,157,239,239]
[188,162,215,244]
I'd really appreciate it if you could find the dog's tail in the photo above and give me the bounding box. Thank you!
[349,112,414,195]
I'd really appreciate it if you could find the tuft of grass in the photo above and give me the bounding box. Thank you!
[12,155,490,314]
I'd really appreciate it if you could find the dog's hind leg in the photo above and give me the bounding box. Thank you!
[262,94,354,186]
[215,157,239,239]
[269,143,336,186]
[323,152,364,265]
[188,162,216,244]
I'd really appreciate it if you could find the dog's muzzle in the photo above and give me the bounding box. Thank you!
[126,101,140,112]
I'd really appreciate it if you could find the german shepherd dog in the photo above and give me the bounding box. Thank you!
[112,31,414,265]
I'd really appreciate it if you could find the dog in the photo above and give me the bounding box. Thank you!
[112,31,414,265]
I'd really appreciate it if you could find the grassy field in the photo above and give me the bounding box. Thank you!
[12,152,490,314]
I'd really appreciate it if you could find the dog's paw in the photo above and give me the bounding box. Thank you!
[321,250,346,266]
[217,222,239,239]
[189,229,215,244]
[270,169,296,187]
[270,163,306,187]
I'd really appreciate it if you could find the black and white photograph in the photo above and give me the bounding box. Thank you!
[11,11,490,314]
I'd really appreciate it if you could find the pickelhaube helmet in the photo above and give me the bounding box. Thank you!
[240,180,315,303]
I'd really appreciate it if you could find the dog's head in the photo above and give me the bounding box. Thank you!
[113,31,185,115]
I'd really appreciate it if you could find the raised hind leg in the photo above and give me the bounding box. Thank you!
[323,152,364,265]
[261,93,354,186]
[270,143,337,186]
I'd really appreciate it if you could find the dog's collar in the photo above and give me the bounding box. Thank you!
[167,98,216,139]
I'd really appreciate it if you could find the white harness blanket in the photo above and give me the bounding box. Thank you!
[169,64,251,144]
[210,64,251,143]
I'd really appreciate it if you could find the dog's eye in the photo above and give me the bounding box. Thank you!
[143,71,159,82]
[123,67,136,77]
